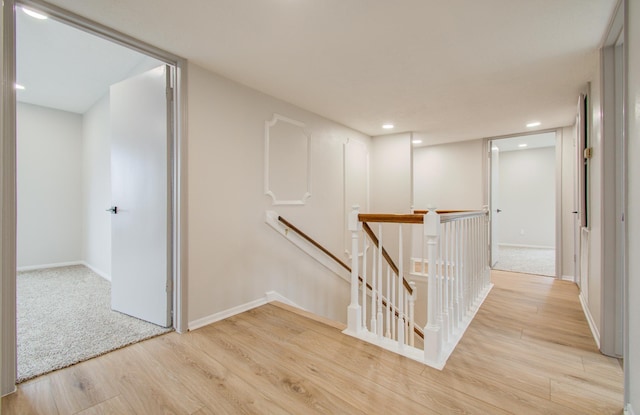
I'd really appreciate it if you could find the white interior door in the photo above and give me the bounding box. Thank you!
[490,144,500,266]
[110,65,171,328]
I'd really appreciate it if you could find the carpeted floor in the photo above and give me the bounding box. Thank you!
[492,245,555,277]
[17,265,172,382]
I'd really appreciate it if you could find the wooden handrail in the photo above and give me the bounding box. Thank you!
[277,216,423,339]
[359,213,424,224]
[359,210,481,225]
[412,209,473,215]
[278,216,351,273]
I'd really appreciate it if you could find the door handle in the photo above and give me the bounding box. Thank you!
[106,206,118,214]
[496,209,502,213]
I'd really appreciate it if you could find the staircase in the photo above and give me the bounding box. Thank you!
[266,206,493,370]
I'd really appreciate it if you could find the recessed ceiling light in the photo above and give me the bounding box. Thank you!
[412,139,422,144]
[382,123,394,129]
[526,121,541,128]
[518,143,528,148]
[15,84,25,90]
[22,7,48,20]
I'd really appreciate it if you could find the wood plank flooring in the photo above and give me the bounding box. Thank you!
[2,270,624,414]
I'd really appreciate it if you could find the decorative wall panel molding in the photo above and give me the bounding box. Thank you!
[264,114,311,205]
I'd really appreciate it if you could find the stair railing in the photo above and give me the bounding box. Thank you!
[277,215,423,340]
[346,206,492,369]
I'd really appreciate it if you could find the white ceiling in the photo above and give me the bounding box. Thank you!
[16,7,161,114]
[17,0,616,144]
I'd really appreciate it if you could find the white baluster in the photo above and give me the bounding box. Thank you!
[424,209,442,362]
[371,247,377,335]
[387,267,392,339]
[484,209,490,288]
[369,249,378,334]
[362,239,368,331]
[398,225,405,350]
[453,220,462,328]
[347,205,362,334]
[387,265,397,339]
[441,221,449,343]
[377,224,384,339]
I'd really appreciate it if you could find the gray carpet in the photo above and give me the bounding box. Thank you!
[17,265,171,382]
[493,245,556,277]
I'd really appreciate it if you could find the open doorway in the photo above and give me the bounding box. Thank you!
[489,132,557,277]
[15,5,173,381]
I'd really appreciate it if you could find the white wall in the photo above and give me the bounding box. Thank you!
[413,139,484,210]
[16,103,83,268]
[497,146,555,248]
[626,0,639,409]
[371,133,412,213]
[187,64,371,326]
[81,94,111,279]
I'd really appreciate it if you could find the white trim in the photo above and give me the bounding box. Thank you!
[16,261,83,272]
[188,291,301,331]
[265,210,351,283]
[265,291,300,307]
[579,290,600,349]
[16,261,111,280]
[625,403,636,415]
[561,274,575,282]
[264,114,312,205]
[498,243,556,250]
[82,262,111,281]
[1,0,17,396]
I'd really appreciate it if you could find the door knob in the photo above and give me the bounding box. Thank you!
[496,209,502,213]
[106,206,118,214]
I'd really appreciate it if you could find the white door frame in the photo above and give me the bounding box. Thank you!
[485,130,562,279]
[0,0,188,395]
[599,0,626,359]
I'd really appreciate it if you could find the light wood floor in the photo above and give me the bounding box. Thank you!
[2,270,624,414]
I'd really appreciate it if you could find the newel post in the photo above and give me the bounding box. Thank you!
[424,208,442,362]
[347,205,362,334]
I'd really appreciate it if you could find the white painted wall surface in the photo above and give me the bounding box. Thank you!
[17,103,83,268]
[187,64,371,326]
[413,139,484,210]
[81,94,111,279]
[497,147,555,248]
[371,133,412,213]
[626,0,640,409]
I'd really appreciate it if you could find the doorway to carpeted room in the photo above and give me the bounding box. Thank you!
[17,265,171,382]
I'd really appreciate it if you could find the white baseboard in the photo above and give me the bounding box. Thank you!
[81,262,111,281]
[579,290,600,349]
[188,291,300,331]
[17,260,83,272]
[265,291,301,308]
[625,403,636,415]
[561,274,575,282]
[498,243,555,250]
